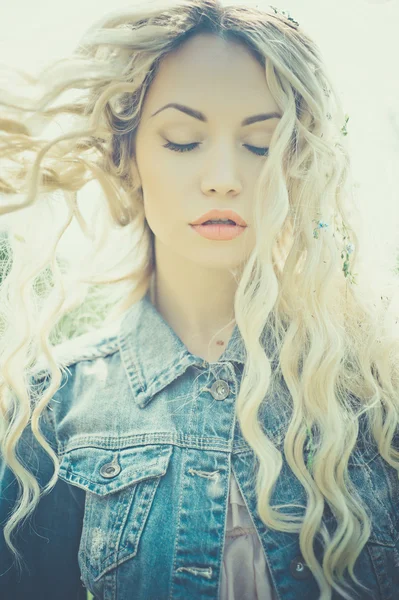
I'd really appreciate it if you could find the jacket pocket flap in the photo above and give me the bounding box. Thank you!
[58,443,173,496]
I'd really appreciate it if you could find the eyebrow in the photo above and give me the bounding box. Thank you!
[150,102,281,126]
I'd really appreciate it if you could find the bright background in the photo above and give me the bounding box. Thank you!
[1,0,398,275]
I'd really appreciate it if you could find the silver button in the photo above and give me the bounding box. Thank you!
[210,379,230,401]
[289,555,311,580]
[100,455,121,478]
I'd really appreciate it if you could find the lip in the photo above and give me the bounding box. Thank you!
[190,209,247,227]
[190,223,246,241]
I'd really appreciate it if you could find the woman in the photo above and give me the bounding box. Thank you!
[1,1,398,599]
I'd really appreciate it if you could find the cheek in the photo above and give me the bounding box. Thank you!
[143,191,182,241]
[141,151,181,201]
[141,162,187,235]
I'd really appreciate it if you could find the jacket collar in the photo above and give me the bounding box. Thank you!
[118,289,253,408]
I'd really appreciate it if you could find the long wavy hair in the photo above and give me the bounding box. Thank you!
[1,1,398,598]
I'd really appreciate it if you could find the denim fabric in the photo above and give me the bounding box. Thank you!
[1,289,398,600]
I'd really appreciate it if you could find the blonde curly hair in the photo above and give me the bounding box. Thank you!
[1,1,398,599]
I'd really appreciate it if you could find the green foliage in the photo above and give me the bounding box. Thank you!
[0,230,114,345]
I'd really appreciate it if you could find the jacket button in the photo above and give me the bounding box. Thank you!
[210,379,230,400]
[290,555,311,580]
[100,456,121,478]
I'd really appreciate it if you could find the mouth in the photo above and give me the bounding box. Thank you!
[190,210,248,227]
[190,219,248,228]
[199,220,243,227]
[190,221,247,241]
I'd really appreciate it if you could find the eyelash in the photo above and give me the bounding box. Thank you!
[162,140,269,157]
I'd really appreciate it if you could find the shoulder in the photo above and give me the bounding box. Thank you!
[31,319,122,382]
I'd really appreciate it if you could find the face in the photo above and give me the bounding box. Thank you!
[133,33,281,271]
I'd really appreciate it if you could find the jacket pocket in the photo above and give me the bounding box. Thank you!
[365,541,399,600]
[58,443,173,582]
[363,455,399,600]
[323,452,399,600]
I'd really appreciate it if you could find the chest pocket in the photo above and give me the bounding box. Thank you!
[323,447,399,600]
[58,443,173,583]
[354,452,399,600]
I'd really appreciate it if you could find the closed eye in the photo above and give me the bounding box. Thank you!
[162,140,269,157]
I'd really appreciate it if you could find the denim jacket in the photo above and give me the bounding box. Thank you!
[1,289,399,600]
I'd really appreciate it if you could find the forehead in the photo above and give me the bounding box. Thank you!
[140,33,279,122]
